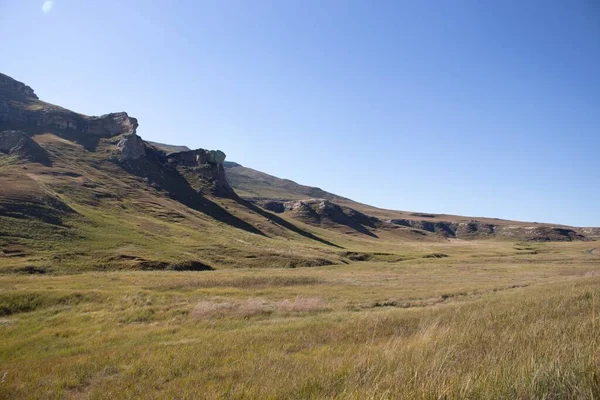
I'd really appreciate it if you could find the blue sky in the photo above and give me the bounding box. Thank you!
[1,0,599,226]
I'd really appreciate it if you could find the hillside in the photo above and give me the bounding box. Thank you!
[0,73,365,272]
[222,161,599,241]
[0,72,598,274]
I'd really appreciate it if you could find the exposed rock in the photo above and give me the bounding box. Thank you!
[0,104,138,137]
[86,112,138,137]
[166,149,226,167]
[257,200,286,213]
[166,148,233,196]
[0,73,38,99]
[0,130,50,164]
[386,218,585,241]
[0,72,138,143]
[274,198,380,237]
[579,228,600,239]
[387,219,458,237]
[208,150,226,164]
[116,133,146,161]
[494,226,585,242]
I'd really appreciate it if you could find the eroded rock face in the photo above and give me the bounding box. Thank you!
[386,218,585,241]
[0,73,38,99]
[166,149,226,167]
[0,73,138,140]
[116,133,146,160]
[270,198,381,236]
[166,148,233,196]
[0,130,50,164]
[86,112,138,137]
[0,104,138,137]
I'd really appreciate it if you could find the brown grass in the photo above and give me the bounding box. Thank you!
[192,296,327,318]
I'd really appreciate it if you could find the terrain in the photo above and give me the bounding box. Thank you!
[1,72,599,398]
[2,241,600,398]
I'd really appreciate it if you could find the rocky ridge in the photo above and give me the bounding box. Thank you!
[0,72,232,198]
[252,197,589,241]
[0,71,596,243]
[0,73,37,99]
[0,73,138,145]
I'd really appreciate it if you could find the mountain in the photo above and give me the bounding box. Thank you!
[221,160,598,242]
[0,72,598,273]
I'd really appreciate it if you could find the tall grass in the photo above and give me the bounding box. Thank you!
[0,266,599,399]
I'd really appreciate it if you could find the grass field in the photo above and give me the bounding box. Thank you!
[1,239,599,399]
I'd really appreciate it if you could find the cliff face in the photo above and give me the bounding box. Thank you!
[0,72,234,200]
[0,73,38,99]
[0,73,138,139]
[386,219,585,241]
[166,149,233,196]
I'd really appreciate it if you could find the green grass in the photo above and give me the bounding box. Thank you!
[1,241,600,399]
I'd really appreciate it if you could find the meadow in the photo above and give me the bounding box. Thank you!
[0,239,599,399]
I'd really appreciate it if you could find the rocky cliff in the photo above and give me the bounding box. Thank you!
[165,149,233,196]
[254,198,380,237]
[0,73,138,143]
[0,73,38,99]
[386,219,585,241]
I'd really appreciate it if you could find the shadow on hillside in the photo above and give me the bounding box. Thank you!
[121,156,265,236]
[342,220,378,238]
[232,196,343,248]
[0,111,102,152]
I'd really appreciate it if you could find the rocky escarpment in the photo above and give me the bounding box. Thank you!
[116,133,147,161]
[165,149,233,196]
[0,73,138,147]
[255,198,380,237]
[0,130,50,164]
[253,196,590,242]
[580,228,600,239]
[0,73,38,99]
[387,219,585,241]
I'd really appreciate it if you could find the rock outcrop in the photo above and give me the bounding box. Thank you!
[0,73,38,99]
[256,198,380,237]
[0,130,50,164]
[0,72,138,142]
[86,112,138,137]
[116,133,146,161]
[166,149,233,196]
[166,149,226,166]
[580,228,600,239]
[387,218,585,241]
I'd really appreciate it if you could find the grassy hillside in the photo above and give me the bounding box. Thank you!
[0,133,359,273]
[224,162,351,202]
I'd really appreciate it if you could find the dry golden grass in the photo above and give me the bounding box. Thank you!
[191,296,327,318]
[1,240,599,399]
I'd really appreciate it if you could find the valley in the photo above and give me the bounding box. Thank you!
[1,72,599,398]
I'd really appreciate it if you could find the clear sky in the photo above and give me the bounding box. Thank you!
[1,0,599,226]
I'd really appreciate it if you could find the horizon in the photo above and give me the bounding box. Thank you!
[1,0,598,226]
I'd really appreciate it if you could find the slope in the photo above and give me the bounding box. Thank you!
[2,73,384,273]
